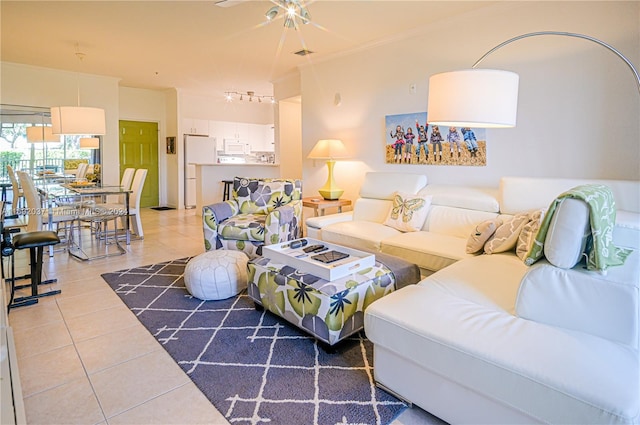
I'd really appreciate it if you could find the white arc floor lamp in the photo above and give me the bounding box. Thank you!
[427,31,640,129]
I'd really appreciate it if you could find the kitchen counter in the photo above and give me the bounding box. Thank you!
[193,163,280,167]
[193,163,281,214]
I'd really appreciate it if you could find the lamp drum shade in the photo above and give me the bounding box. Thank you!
[26,126,59,142]
[50,106,106,135]
[427,69,519,128]
[80,137,100,149]
[307,139,348,159]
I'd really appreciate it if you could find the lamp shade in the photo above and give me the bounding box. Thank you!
[79,137,100,149]
[307,139,348,159]
[50,106,106,135]
[427,69,519,128]
[26,126,59,143]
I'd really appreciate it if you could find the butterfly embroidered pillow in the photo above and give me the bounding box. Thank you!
[383,192,432,232]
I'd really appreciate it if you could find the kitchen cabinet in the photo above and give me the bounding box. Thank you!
[220,121,249,141]
[208,121,224,150]
[248,124,266,151]
[208,121,274,152]
[183,118,209,135]
[264,124,275,152]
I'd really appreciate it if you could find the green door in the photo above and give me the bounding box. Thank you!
[119,120,159,208]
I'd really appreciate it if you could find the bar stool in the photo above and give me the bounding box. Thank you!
[7,230,61,310]
[222,179,233,201]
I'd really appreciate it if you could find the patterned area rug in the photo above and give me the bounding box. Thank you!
[101,258,407,425]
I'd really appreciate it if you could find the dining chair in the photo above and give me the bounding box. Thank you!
[17,171,78,249]
[6,165,24,216]
[75,163,89,180]
[118,167,135,203]
[95,168,147,240]
[125,168,147,238]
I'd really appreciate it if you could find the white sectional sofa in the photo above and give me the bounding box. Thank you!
[306,172,640,424]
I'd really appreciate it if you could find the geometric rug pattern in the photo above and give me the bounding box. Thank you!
[101,257,407,425]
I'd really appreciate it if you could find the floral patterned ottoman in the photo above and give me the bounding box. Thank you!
[246,253,419,346]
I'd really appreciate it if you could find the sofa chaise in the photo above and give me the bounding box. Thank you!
[306,172,640,424]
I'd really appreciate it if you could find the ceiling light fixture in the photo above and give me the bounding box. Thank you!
[224,91,276,104]
[50,46,106,135]
[264,0,311,29]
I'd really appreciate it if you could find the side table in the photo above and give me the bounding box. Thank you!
[302,197,351,216]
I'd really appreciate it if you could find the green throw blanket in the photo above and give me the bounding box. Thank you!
[525,184,631,272]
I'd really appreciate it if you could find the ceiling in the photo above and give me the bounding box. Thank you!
[1,1,494,99]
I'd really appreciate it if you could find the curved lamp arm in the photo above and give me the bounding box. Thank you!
[472,31,640,94]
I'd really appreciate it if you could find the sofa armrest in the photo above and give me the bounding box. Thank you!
[263,200,303,245]
[202,200,239,251]
[306,211,353,231]
[516,249,640,348]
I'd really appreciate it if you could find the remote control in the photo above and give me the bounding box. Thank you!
[303,244,325,253]
[289,239,308,249]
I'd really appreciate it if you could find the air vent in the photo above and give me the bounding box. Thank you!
[294,49,314,56]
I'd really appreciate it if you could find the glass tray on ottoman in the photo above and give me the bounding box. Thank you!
[261,238,375,281]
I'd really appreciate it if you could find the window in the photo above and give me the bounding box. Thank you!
[0,104,101,179]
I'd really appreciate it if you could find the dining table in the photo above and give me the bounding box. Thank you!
[35,179,133,260]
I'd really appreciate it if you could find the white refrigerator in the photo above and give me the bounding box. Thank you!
[184,135,217,208]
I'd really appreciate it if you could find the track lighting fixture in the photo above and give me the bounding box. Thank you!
[264,0,311,29]
[224,91,276,104]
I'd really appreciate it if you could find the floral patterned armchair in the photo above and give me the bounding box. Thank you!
[202,177,303,258]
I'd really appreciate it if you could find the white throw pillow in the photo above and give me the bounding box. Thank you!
[466,218,502,254]
[484,213,529,254]
[544,198,590,268]
[383,192,432,232]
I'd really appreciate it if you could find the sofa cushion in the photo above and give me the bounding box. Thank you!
[381,232,473,273]
[466,218,501,254]
[421,205,500,237]
[352,198,393,223]
[544,198,590,269]
[516,249,640,349]
[499,176,640,215]
[383,192,432,232]
[359,172,427,200]
[614,210,640,249]
[217,213,266,242]
[484,212,529,254]
[419,184,500,213]
[421,253,528,313]
[235,178,301,214]
[321,220,401,252]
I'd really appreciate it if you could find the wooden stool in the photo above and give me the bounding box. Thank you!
[222,180,233,201]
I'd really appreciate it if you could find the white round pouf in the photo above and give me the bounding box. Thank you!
[184,250,249,300]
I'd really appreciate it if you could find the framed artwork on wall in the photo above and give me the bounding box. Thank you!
[385,112,487,166]
[166,137,176,154]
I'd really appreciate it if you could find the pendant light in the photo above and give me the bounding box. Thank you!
[50,48,106,135]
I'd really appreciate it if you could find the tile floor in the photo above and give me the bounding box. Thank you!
[6,208,442,425]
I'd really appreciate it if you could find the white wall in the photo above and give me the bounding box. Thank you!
[278,98,302,180]
[299,2,640,204]
[119,86,169,204]
[274,72,303,180]
[1,62,121,185]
